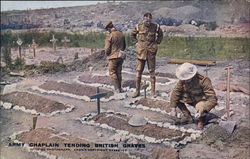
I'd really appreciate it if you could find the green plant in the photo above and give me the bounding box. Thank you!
[13,57,26,70]
[37,61,67,74]
[2,47,12,69]
[204,22,218,31]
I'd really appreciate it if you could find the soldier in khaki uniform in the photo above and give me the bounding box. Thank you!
[105,21,126,93]
[170,63,218,129]
[131,13,163,98]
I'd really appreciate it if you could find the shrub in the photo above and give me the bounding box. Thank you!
[204,22,218,31]
[2,47,12,69]
[13,57,26,70]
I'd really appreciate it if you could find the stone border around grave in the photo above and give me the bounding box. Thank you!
[80,110,202,148]
[74,75,138,92]
[0,100,74,117]
[9,128,140,159]
[31,81,127,102]
[122,70,178,86]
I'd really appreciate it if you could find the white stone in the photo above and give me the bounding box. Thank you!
[154,108,160,112]
[100,124,110,129]
[97,132,103,137]
[3,102,12,109]
[2,84,17,94]
[169,125,176,129]
[185,136,192,142]
[157,122,163,127]
[190,133,197,140]
[179,140,187,145]
[0,101,3,106]
[144,136,156,143]
[142,106,150,110]
[180,127,186,132]
[163,123,171,128]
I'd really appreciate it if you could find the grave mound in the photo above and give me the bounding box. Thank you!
[39,81,114,98]
[15,128,131,159]
[1,92,70,113]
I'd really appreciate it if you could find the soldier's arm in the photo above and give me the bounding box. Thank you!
[170,81,183,108]
[201,78,218,111]
[130,26,138,44]
[156,25,163,44]
[105,34,112,55]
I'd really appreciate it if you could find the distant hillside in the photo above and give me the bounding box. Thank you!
[1,0,249,33]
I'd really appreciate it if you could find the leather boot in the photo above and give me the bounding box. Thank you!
[132,76,141,98]
[117,73,123,93]
[197,113,207,130]
[175,104,193,125]
[150,76,157,97]
[112,79,120,93]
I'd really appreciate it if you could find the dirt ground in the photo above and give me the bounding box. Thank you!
[0,46,249,159]
[134,98,172,113]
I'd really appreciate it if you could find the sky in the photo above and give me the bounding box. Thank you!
[1,1,107,11]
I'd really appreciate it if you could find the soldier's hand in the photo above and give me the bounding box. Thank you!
[195,104,205,116]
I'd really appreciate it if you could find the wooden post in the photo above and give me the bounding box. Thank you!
[33,116,38,129]
[225,66,233,120]
[61,36,70,48]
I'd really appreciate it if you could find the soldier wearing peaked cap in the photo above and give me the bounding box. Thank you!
[104,21,126,93]
[131,13,163,98]
[170,63,218,129]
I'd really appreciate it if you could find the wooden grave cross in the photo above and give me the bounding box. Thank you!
[31,39,38,58]
[16,37,23,58]
[141,80,149,99]
[50,35,58,51]
[61,36,70,48]
[204,65,210,76]
[90,87,108,114]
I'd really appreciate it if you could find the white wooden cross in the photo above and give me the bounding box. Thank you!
[31,39,38,58]
[50,35,58,51]
[16,37,23,58]
[61,36,70,48]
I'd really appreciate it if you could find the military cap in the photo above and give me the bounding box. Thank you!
[144,12,152,18]
[105,21,114,29]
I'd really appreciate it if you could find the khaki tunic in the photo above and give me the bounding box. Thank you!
[131,22,163,60]
[105,30,126,60]
[170,74,218,112]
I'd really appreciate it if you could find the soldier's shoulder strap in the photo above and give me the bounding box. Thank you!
[156,24,160,32]
[197,73,206,81]
[136,22,143,31]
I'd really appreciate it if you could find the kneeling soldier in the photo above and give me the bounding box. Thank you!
[170,63,218,129]
[104,21,126,93]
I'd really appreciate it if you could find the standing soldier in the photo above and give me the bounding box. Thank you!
[105,21,126,93]
[131,13,163,98]
[170,63,218,129]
